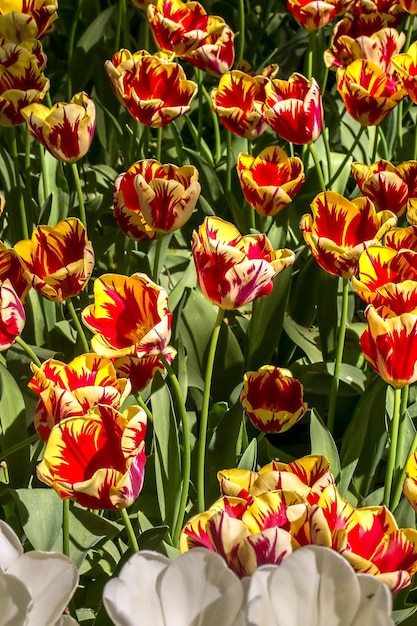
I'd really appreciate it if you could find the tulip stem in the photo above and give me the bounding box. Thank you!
[328,126,366,188]
[153,234,164,283]
[308,142,326,192]
[62,498,71,557]
[120,508,139,553]
[196,69,203,152]
[391,385,410,511]
[67,297,90,354]
[134,393,153,424]
[201,83,221,165]
[159,353,191,546]
[39,145,51,203]
[226,130,232,194]
[327,278,349,435]
[10,126,29,241]
[155,126,163,162]
[384,386,402,509]
[70,162,87,230]
[405,14,416,51]
[197,307,224,512]
[0,433,39,459]
[237,0,245,62]
[14,335,42,367]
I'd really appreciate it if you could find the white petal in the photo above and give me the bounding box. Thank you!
[354,575,394,626]
[246,545,362,626]
[158,548,244,626]
[7,552,78,626]
[0,520,23,570]
[103,551,169,626]
[0,570,32,626]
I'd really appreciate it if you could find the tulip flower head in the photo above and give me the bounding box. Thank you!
[392,41,417,104]
[114,159,201,238]
[325,27,405,72]
[0,520,79,625]
[211,70,270,139]
[29,354,132,442]
[37,404,148,509]
[240,366,308,433]
[300,191,397,278]
[236,146,305,216]
[0,279,25,351]
[192,216,296,310]
[336,59,406,125]
[0,0,58,37]
[287,0,354,31]
[332,1,405,41]
[404,451,417,513]
[22,92,96,163]
[14,217,95,302]
[0,242,31,301]
[263,73,323,144]
[105,49,197,127]
[399,0,417,12]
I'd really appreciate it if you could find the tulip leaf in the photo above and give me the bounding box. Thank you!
[0,362,29,487]
[317,271,338,361]
[310,408,341,481]
[11,488,63,551]
[76,6,115,52]
[283,316,322,363]
[238,438,257,471]
[393,607,417,625]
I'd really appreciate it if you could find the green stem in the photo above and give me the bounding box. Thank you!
[405,14,416,51]
[371,126,379,162]
[237,0,245,62]
[39,145,50,204]
[24,126,33,221]
[328,126,366,187]
[201,83,221,164]
[308,142,326,192]
[0,433,39,459]
[159,353,191,546]
[384,386,402,508]
[66,0,83,99]
[392,431,417,512]
[152,234,164,283]
[306,32,313,79]
[322,127,332,181]
[15,335,41,367]
[138,124,149,159]
[120,507,139,553]
[134,393,153,424]
[197,307,224,512]
[327,278,349,434]
[10,127,29,240]
[377,125,388,160]
[66,297,90,354]
[391,385,410,510]
[70,162,87,230]
[155,126,163,162]
[62,498,71,557]
[397,101,404,154]
[226,131,232,194]
[196,69,204,152]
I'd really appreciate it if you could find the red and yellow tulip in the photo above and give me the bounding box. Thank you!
[240,366,307,434]
[399,0,417,13]
[0,242,30,301]
[36,404,147,509]
[148,0,235,75]
[325,27,405,72]
[114,159,200,237]
[336,59,406,125]
[22,92,96,163]
[0,279,25,351]
[392,41,417,104]
[299,191,397,278]
[192,216,295,310]
[286,0,353,31]
[82,272,173,359]
[14,218,94,302]
[263,73,323,144]
[29,354,131,442]
[105,49,197,127]
[236,146,305,216]
[211,70,270,139]
[403,452,417,513]
[112,350,176,394]
[0,0,58,37]
[332,2,405,41]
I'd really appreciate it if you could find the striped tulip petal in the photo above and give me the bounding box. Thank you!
[113,346,176,393]
[404,452,417,514]
[82,272,172,359]
[300,191,397,278]
[351,160,409,215]
[0,0,58,38]
[14,217,94,302]
[0,242,30,301]
[36,404,147,509]
[392,41,417,104]
[192,216,295,309]
[236,147,305,216]
[0,279,25,350]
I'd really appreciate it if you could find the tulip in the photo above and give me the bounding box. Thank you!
[115,159,200,237]
[82,272,173,359]
[236,146,305,216]
[21,92,96,163]
[286,0,353,31]
[37,404,147,509]
[325,27,405,72]
[336,59,406,125]
[392,41,417,104]
[263,73,323,144]
[192,216,295,310]
[240,366,307,433]
[105,49,197,127]
[0,279,25,351]
[0,0,58,37]
[399,0,417,13]
[211,70,270,139]
[331,2,405,41]
[113,350,177,393]
[385,223,417,250]
[28,354,131,442]
[0,520,79,626]
[0,14,48,68]
[103,548,244,626]
[148,0,235,75]
[14,218,95,302]
[0,41,49,126]
[403,451,417,513]
[360,304,417,387]
[299,191,397,279]
[0,242,31,301]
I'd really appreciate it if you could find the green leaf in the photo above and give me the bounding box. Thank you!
[76,6,115,52]
[0,362,28,487]
[310,408,341,480]
[238,438,257,471]
[283,315,322,363]
[12,488,62,551]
